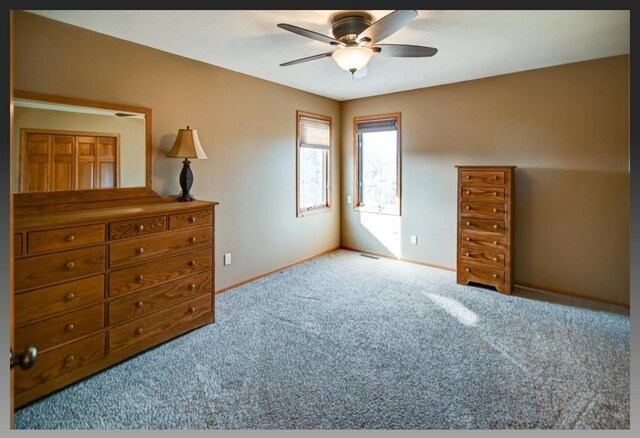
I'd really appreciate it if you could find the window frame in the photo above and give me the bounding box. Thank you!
[353,113,402,216]
[296,110,332,217]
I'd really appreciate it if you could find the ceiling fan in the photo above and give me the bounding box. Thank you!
[277,10,437,78]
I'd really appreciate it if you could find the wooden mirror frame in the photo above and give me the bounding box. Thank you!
[13,90,154,208]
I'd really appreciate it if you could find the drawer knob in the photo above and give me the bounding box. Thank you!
[136,301,144,308]
[65,323,75,332]
[493,273,498,279]
[189,283,197,290]
[493,208,498,213]
[493,224,499,230]
[136,247,145,254]
[65,261,75,270]
[135,274,144,283]
[494,241,498,245]
[465,253,469,257]
[137,224,145,231]
[493,192,498,196]
[188,260,196,267]
[465,175,470,179]
[493,257,498,262]
[189,216,197,223]
[65,292,76,301]
[189,237,197,244]
[465,268,470,273]
[65,355,75,363]
[465,206,470,210]
[135,327,144,335]
[465,221,471,226]
[65,234,75,242]
[493,176,498,181]
[465,237,470,241]
[188,306,196,314]
[465,190,470,195]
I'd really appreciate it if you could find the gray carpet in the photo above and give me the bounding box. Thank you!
[15,249,629,429]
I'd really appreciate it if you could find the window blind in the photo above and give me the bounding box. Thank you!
[299,116,330,149]
[356,118,397,134]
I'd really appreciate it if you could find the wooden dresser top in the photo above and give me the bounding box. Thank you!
[15,196,218,231]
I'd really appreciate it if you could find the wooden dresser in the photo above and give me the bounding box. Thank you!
[13,197,217,407]
[456,165,515,294]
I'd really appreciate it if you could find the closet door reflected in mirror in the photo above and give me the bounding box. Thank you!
[20,129,120,192]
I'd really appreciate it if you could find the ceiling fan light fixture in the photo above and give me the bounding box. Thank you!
[331,47,373,73]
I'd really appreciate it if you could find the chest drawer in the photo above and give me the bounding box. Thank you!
[109,271,212,326]
[462,218,505,235]
[109,294,212,352]
[169,209,212,230]
[27,224,105,254]
[109,215,166,240]
[15,303,104,353]
[461,232,507,252]
[459,263,504,287]
[14,233,22,257]
[461,187,505,204]
[14,332,105,394]
[110,226,213,269]
[461,202,505,219]
[15,246,105,292]
[460,170,505,186]
[14,275,104,326]
[460,247,505,269]
[109,248,213,297]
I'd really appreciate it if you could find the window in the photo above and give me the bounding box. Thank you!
[354,113,401,215]
[297,111,331,216]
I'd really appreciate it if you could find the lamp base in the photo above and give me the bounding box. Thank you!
[176,158,196,202]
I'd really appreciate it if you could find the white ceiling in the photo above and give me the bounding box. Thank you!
[29,10,630,101]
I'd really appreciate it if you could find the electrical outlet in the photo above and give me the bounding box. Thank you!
[410,235,418,245]
[347,195,352,205]
[224,253,232,266]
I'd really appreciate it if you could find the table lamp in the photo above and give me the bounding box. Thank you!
[167,126,208,202]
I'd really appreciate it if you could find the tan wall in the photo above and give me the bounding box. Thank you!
[341,56,629,305]
[13,11,341,291]
[13,106,146,190]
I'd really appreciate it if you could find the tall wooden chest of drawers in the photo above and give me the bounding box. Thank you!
[13,197,217,407]
[456,165,515,294]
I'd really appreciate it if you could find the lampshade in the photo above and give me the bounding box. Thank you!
[167,126,208,159]
[331,47,373,73]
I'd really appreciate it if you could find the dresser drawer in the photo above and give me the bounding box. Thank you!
[109,248,213,297]
[109,294,211,352]
[461,232,507,252]
[109,271,212,325]
[460,247,505,269]
[14,332,105,394]
[461,187,505,204]
[109,215,166,240]
[460,170,505,186]
[169,209,212,230]
[459,263,504,287]
[27,224,105,254]
[14,233,22,257]
[110,226,213,269]
[14,275,104,326]
[15,303,104,353]
[461,218,505,235]
[15,246,105,292]
[461,202,505,219]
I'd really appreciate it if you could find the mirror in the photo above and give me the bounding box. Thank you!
[13,91,151,194]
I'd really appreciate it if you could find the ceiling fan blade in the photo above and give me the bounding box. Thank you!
[279,52,334,67]
[357,10,418,44]
[373,44,438,57]
[277,23,343,46]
